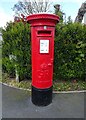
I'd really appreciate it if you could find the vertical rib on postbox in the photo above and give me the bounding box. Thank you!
[26,14,59,106]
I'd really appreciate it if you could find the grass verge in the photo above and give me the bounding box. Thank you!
[1,73,86,91]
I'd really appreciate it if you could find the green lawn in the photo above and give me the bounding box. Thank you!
[1,73,86,91]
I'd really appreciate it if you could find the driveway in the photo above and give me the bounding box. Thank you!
[1,83,85,119]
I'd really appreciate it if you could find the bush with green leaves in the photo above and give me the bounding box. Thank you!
[2,22,31,80]
[2,21,86,81]
[54,23,86,80]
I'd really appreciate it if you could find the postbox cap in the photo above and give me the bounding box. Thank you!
[26,13,60,26]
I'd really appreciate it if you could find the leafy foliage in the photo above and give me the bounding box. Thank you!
[54,22,86,80]
[54,4,64,23]
[2,22,31,80]
[2,21,86,81]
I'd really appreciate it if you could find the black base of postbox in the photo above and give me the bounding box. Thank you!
[32,86,52,106]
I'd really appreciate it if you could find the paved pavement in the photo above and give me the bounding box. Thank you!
[1,83,85,118]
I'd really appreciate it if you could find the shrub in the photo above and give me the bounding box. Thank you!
[54,23,86,80]
[2,22,31,80]
[2,22,86,81]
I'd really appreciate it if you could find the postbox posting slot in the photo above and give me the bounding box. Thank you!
[37,30,52,36]
[40,40,49,53]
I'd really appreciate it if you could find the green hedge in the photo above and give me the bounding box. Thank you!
[2,22,31,80]
[54,23,86,80]
[2,22,86,81]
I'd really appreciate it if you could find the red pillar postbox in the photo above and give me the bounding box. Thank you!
[26,14,59,106]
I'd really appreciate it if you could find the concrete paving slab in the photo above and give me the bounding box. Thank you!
[1,83,85,118]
